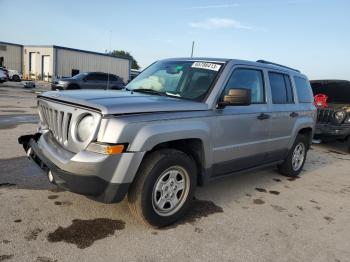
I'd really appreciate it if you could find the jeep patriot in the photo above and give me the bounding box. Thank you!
[19,58,316,227]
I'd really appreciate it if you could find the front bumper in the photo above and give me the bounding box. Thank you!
[18,133,144,203]
[315,123,350,138]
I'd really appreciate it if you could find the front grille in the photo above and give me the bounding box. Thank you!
[37,98,101,153]
[39,104,72,144]
[317,108,334,123]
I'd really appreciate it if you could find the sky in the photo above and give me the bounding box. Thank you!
[1,0,349,80]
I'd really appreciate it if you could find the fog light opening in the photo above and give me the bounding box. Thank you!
[26,147,32,157]
[48,171,55,184]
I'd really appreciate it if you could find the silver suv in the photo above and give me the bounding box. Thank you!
[19,58,316,227]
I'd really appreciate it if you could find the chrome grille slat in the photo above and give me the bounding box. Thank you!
[316,108,334,123]
[37,99,101,153]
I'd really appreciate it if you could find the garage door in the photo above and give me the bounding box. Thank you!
[42,56,50,81]
[29,52,36,79]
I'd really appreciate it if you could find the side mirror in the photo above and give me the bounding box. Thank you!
[218,88,251,108]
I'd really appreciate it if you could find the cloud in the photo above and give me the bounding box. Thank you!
[182,3,240,10]
[189,18,253,30]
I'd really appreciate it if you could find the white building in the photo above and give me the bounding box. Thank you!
[0,41,131,82]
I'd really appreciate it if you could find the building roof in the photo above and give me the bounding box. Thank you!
[0,41,23,47]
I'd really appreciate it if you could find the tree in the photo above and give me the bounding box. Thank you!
[109,50,140,70]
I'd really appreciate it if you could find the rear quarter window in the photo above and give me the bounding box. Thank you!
[294,76,313,103]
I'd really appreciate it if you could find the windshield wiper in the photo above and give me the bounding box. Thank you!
[132,89,167,96]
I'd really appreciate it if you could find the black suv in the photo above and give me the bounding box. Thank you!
[51,72,125,90]
[311,80,350,152]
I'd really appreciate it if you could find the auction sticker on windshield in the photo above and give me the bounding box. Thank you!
[191,62,221,71]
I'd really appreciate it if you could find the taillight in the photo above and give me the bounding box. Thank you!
[314,94,328,108]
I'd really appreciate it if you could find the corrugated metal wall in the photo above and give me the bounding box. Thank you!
[56,48,130,81]
[0,43,22,72]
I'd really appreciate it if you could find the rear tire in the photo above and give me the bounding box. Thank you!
[127,149,196,227]
[278,134,309,177]
[12,75,20,82]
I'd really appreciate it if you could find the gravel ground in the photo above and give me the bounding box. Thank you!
[0,82,350,262]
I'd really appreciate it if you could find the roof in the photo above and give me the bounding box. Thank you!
[22,44,131,62]
[162,57,305,76]
[310,79,350,83]
[0,41,23,47]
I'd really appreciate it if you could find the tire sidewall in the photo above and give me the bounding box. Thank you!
[287,135,308,176]
[141,151,196,227]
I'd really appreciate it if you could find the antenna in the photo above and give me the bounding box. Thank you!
[191,41,195,58]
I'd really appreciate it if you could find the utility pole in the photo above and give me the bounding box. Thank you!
[191,41,195,58]
[107,30,112,90]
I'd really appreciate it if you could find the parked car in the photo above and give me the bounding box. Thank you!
[51,72,125,90]
[0,68,7,83]
[19,58,316,227]
[8,69,22,81]
[311,80,350,152]
[0,67,9,80]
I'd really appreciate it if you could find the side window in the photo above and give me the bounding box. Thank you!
[269,72,294,104]
[86,73,98,81]
[224,68,265,103]
[109,75,119,81]
[97,74,108,81]
[294,76,313,103]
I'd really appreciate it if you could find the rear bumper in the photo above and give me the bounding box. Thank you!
[315,123,350,139]
[18,134,132,203]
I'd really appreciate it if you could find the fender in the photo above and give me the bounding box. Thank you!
[128,120,212,168]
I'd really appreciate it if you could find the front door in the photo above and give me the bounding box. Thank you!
[212,67,271,177]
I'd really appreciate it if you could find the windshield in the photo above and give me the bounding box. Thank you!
[311,81,350,104]
[71,73,88,80]
[126,60,224,101]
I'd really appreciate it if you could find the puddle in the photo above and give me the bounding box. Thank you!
[0,255,14,261]
[328,150,347,156]
[35,256,58,262]
[0,110,27,113]
[54,201,72,206]
[287,176,301,181]
[323,216,334,223]
[14,219,22,223]
[48,195,59,200]
[47,218,125,249]
[0,114,39,129]
[269,190,280,195]
[253,199,265,205]
[271,205,286,212]
[25,228,43,241]
[255,188,267,193]
[0,183,16,187]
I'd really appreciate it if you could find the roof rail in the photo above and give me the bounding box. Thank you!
[256,60,300,73]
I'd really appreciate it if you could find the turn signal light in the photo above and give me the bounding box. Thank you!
[87,143,127,155]
[105,145,125,155]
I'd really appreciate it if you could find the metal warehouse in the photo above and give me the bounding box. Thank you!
[0,41,131,82]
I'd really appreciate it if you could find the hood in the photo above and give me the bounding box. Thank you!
[39,90,209,115]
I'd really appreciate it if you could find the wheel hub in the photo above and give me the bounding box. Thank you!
[152,166,190,216]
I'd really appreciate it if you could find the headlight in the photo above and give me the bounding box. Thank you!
[334,110,347,124]
[58,80,68,86]
[76,115,95,142]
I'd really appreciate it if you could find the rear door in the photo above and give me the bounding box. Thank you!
[266,71,298,161]
[83,73,100,89]
[212,66,271,177]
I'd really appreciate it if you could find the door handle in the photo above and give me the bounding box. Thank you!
[290,112,299,118]
[257,113,270,120]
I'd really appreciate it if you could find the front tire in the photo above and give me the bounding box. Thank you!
[127,149,196,227]
[12,75,20,82]
[278,134,309,177]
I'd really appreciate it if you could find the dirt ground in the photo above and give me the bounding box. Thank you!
[0,82,349,262]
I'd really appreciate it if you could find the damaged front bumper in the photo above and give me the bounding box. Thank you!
[18,133,131,203]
